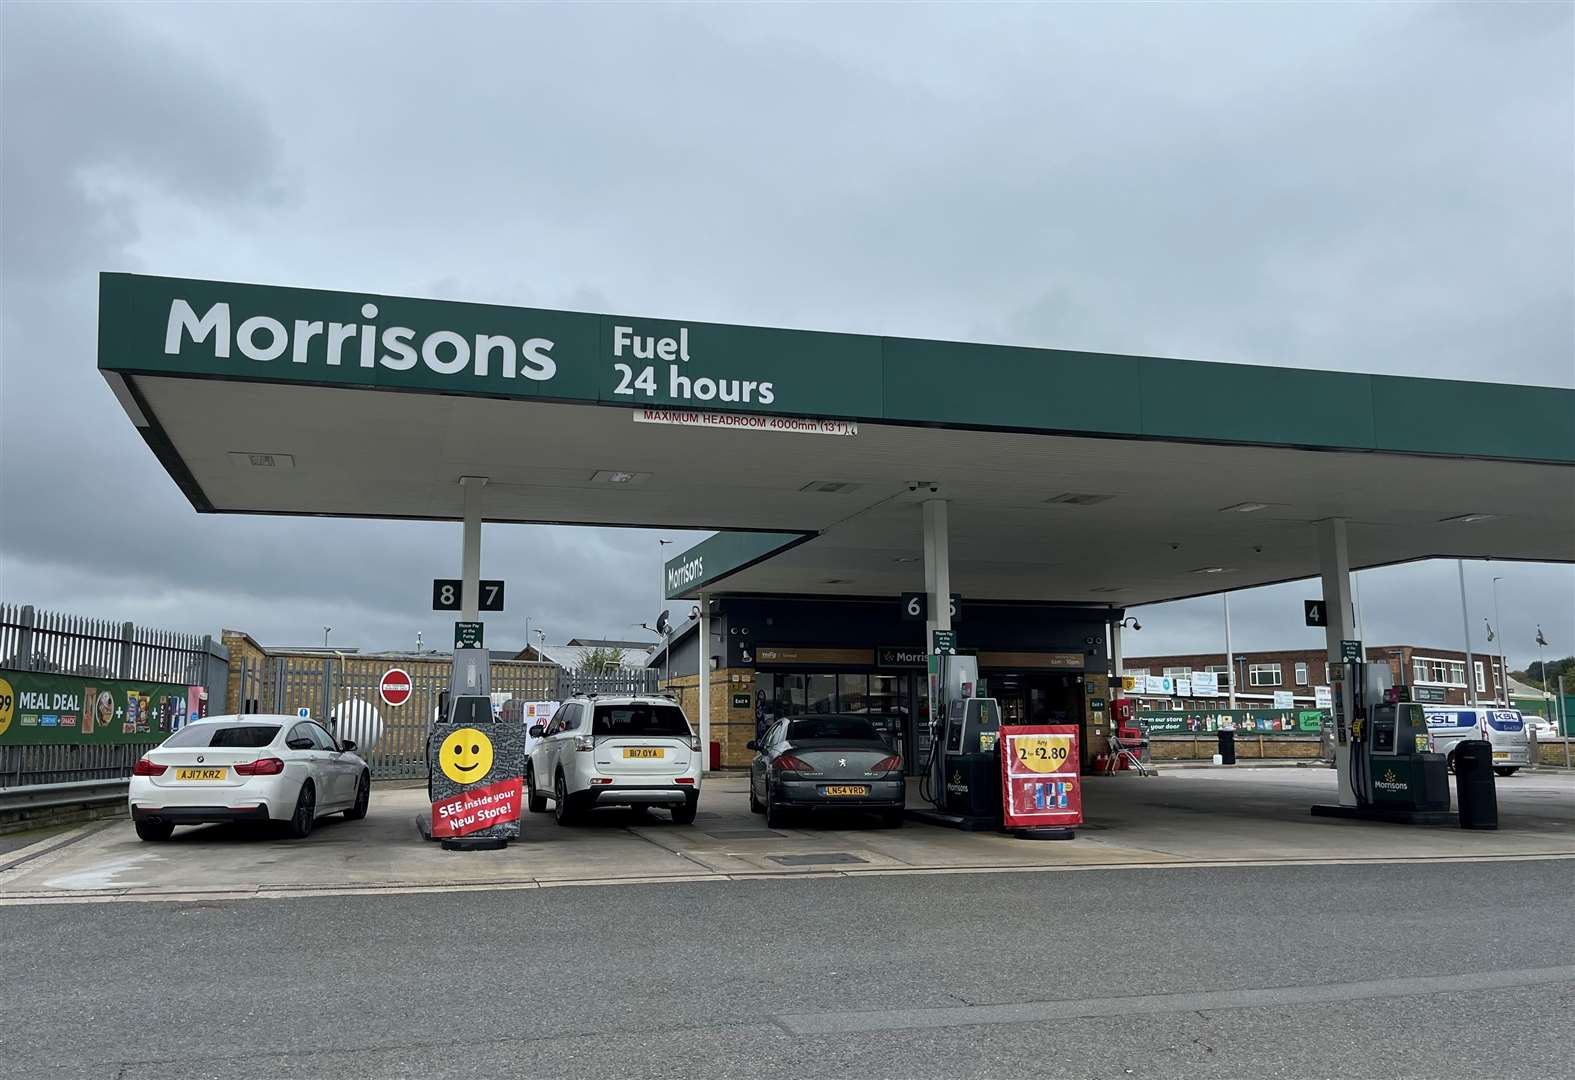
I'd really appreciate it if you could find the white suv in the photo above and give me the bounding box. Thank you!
[526,695,702,824]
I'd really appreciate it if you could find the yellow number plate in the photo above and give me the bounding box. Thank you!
[175,768,227,781]
[623,747,663,759]
[824,785,869,796]
[1492,751,1509,760]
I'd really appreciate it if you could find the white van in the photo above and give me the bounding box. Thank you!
[1423,706,1530,776]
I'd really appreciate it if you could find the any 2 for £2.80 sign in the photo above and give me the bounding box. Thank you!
[999,725,1082,830]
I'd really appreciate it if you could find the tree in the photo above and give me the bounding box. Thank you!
[580,646,626,674]
[1515,656,1575,688]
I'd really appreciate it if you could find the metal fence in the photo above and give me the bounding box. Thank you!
[232,654,571,779]
[0,603,216,686]
[1,604,229,788]
[557,666,662,699]
[0,742,160,788]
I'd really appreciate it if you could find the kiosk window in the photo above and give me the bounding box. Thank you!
[806,674,836,714]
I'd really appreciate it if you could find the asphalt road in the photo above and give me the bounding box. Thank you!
[3,859,1572,1079]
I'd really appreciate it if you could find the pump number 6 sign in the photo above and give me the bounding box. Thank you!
[1012,734,1073,773]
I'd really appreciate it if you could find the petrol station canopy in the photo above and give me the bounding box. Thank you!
[99,273,1575,607]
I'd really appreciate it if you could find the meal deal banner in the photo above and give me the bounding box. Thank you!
[0,668,206,746]
[1000,724,1083,831]
[430,776,523,838]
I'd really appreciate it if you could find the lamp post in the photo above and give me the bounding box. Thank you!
[1491,576,1508,706]
[1223,594,1236,710]
[1456,561,1476,706]
[323,625,332,649]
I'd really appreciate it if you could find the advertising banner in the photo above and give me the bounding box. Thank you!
[1191,672,1219,696]
[0,668,204,746]
[1143,708,1327,734]
[430,776,523,838]
[999,724,1083,831]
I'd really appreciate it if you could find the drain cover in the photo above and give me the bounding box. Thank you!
[769,852,868,867]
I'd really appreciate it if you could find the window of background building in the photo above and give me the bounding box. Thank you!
[1448,662,1466,686]
[1475,662,1485,692]
[806,674,837,714]
[1127,667,1151,678]
[1163,666,1192,677]
[1295,662,1308,685]
[1249,663,1283,687]
[1414,660,1430,682]
[1206,664,1232,687]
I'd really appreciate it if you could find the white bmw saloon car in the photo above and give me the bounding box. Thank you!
[128,715,370,841]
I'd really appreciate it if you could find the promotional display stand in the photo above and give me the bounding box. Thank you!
[417,719,526,850]
[998,724,1082,840]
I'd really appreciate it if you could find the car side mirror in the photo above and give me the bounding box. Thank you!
[529,725,546,738]
[745,739,759,751]
[339,739,356,752]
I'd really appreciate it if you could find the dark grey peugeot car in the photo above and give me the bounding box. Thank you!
[747,715,905,828]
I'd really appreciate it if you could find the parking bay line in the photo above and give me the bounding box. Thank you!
[776,965,1575,1035]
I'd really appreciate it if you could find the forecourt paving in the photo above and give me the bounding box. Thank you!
[2,768,1569,904]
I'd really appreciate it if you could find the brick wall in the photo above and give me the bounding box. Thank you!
[662,669,757,768]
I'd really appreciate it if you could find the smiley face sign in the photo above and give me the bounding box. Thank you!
[438,727,494,784]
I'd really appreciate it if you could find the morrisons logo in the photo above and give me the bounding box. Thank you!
[164,299,558,381]
[666,556,704,594]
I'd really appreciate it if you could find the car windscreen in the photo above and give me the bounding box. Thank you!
[592,704,691,738]
[162,724,280,748]
[788,717,880,743]
[1485,711,1524,732]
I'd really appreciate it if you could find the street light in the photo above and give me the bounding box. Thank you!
[323,625,332,648]
[1489,575,1509,705]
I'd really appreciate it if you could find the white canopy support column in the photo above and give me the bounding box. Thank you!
[459,476,487,622]
[923,498,952,645]
[1110,619,1124,680]
[1317,518,1359,807]
[698,594,711,774]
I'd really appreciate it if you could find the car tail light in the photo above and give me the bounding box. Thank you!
[675,777,694,785]
[590,777,612,785]
[689,736,702,752]
[575,735,595,752]
[776,753,816,775]
[234,757,284,776]
[869,755,902,775]
[132,758,166,776]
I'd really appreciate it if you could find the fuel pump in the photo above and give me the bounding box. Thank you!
[920,655,1005,828]
[1315,661,1449,820]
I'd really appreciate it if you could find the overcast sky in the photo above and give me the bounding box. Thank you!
[2,3,1571,669]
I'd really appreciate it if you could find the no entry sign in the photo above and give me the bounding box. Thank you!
[379,668,413,708]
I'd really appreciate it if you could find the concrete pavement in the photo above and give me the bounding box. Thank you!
[1,858,1570,1078]
[1,767,1570,904]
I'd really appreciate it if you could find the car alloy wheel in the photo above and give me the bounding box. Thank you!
[345,772,370,820]
[554,773,575,825]
[288,781,315,839]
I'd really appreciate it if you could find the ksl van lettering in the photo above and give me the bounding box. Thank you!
[667,556,705,594]
[165,299,558,382]
[610,323,775,406]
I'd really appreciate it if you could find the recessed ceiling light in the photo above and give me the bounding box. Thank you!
[892,556,921,564]
[821,578,852,585]
[591,470,651,485]
[1440,513,1497,524]
[1089,585,1125,593]
[1219,502,1270,513]
[800,480,862,493]
[1192,566,1235,575]
[1044,492,1113,506]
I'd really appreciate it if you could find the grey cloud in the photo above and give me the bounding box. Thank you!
[1,2,1570,655]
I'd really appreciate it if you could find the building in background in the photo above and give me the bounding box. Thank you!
[1124,644,1507,710]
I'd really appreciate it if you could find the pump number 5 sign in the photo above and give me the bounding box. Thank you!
[1000,725,1082,830]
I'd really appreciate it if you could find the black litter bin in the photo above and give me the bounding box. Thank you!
[1217,729,1236,765]
[1455,739,1498,830]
